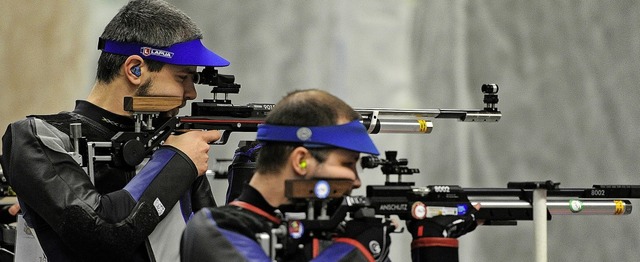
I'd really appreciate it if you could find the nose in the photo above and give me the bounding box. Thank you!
[184,83,197,101]
[352,174,362,189]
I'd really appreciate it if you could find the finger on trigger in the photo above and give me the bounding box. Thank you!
[203,130,221,143]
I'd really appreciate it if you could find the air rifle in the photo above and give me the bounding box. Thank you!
[180,66,502,144]
[280,151,638,240]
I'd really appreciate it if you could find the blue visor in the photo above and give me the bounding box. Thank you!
[257,120,379,155]
[98,38,230,67]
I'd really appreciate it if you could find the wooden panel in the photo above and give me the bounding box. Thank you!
[123,96,183,112]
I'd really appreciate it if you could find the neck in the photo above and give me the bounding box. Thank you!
[86,79,135,117]
[249,172,289,208]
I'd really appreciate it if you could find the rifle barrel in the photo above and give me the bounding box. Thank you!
[469,199,632,216]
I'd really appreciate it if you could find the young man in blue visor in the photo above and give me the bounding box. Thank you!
[1,1,224,261]
[180,89,479,262]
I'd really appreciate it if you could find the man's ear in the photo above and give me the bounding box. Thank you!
[123,55,145,85]
[290,147,310,177]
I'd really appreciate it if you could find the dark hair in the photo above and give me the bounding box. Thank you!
[96,0,203,83]
[255,89,361,173]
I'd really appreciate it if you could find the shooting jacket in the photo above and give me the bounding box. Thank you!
[0,100,216,262]
[217,141,461,262]
[181,184,377,262]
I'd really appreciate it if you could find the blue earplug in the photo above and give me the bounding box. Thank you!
[130,66,141,77]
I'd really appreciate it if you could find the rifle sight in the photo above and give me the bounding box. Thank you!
[361,151,419,185]
[194,66,241,99]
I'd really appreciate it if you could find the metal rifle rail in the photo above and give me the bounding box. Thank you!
[356,152,637,225]
[180,67,501,143]
[179,105,501,143]
[365,184,634,225]
[283,172,637,241]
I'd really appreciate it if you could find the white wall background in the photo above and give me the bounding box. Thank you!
[2,1,639,261]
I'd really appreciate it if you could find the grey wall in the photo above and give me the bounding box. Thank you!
[171,1,640,261]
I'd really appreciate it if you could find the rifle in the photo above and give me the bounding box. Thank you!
[180,67,502,144]
[278,151,638,261]
[282,155,635,232]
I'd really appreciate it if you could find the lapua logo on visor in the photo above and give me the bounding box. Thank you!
[140,47,174,59]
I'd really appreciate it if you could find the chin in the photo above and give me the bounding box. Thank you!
[161,109,179,118]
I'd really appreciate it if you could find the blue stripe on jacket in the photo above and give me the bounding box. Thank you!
[124,148,175,201]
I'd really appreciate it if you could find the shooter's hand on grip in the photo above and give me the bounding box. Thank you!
[163,130,221,176]
[407,205,480,262]
[407,212,478,239]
